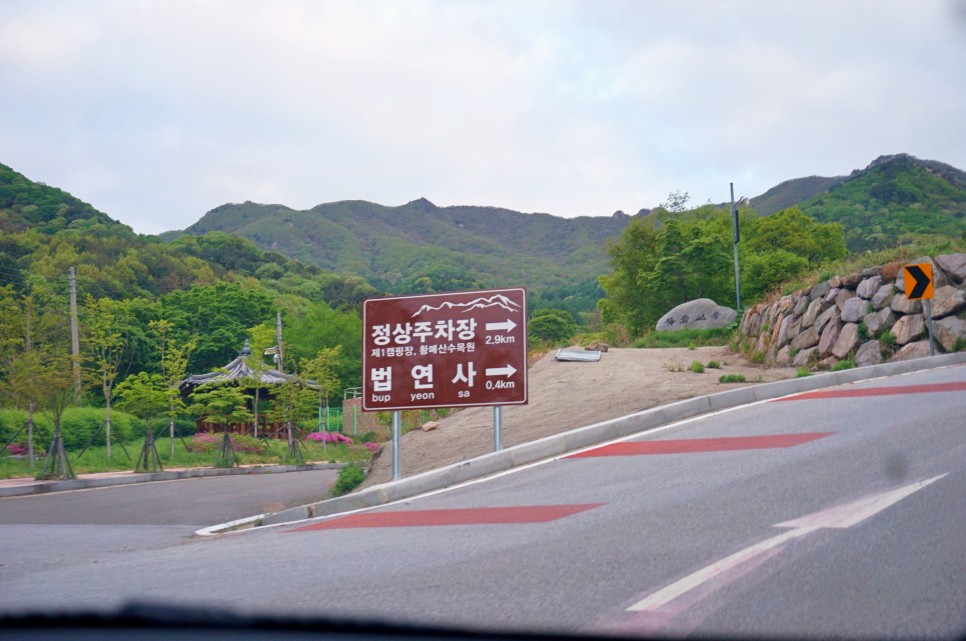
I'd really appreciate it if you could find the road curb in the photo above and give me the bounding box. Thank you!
[245,352,966,533]
[0,462,345,498]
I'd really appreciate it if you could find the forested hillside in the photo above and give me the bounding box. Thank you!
[799,154,966,252]
[0,163,376,402]
[177,197,632,309]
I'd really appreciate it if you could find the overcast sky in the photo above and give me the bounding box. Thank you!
[2,1,965,236]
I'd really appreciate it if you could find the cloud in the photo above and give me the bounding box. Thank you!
[0,0,963,234]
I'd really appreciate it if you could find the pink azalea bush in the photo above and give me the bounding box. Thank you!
[305,431,354,445]
[5,443,30,456]
[188,432,221,453]
[186,432,266,454]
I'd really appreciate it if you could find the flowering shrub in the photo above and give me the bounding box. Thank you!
[305,431,353,445]
[187,432,269,454]
[363,442,380,452]
[5,443,29,456]
[230,434,268,454]
[188,432,221,453]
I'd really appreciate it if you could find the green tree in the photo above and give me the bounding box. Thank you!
[159,282,275,373]
[743,206,848,264]
[8,285,79,479]
[299,345,344,430]
[187,383,253,428]
[286,301,361,392]
[186,383,252,468]
[598,216,663,335]
[114,372,169,423]
[149,319,196,456]
[245,324,279,437]
[82,296,142,459]
[599,208,734,335]
[528,308,578,343]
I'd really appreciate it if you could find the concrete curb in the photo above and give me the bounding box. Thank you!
[245,352,966,532]
[0,462,345,498]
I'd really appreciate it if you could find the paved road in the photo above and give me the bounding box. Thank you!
[1,366,964,639]
[0,469,340,526]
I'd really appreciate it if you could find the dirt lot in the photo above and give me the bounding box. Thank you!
[362,346,797,487]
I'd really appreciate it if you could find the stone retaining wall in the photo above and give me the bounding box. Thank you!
[737,253,966,369]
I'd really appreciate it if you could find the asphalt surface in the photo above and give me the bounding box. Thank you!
[1,365,964,639]
[0,469,340,526]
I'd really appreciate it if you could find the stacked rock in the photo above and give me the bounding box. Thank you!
[737,254,966,370]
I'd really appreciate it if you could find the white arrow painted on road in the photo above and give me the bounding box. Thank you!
[485,319,517,332]
[485,364,517,378]
[627,474,948,612]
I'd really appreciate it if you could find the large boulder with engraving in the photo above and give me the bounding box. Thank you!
[656,298,737,332]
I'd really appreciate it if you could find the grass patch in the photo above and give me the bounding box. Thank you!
[796,367,812,378]
[719,374,747,383]
[634,326,736,349]
[0,434,373,479]
[831,359,856,371]
[331,462,366,496]
[778,237,966,297]
[706,361,721,369]
[689,360,705,373]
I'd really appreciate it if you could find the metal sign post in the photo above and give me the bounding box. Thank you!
[924,300,936,357]
[494,406,503,451]
[391,410,402,481]
[730,183,741,311]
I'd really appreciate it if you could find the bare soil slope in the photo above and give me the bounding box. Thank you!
[362,347,797,488]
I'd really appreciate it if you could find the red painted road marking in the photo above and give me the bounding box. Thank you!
[286,503,604,531]
[568,433,833,458]
[775,381,966,402]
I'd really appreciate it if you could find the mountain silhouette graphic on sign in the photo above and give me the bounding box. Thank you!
[412,294,522,317]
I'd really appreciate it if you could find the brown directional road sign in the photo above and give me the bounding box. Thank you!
[903,263,934,300]
[362,288,528,411]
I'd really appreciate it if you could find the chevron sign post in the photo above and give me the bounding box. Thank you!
[903,263,934,300]
[903,263,936,356]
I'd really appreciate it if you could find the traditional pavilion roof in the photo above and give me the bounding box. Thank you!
[179,340,314,392]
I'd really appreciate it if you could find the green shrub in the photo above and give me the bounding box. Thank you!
[58,408,142,450]
[831,359,856,371]
[719,374,747,383]
[689,360,705,373]
[857,323,869,340]
[750,351,766,364]
[0,410,52,447]
[796,367,812,378]
[331,462,366,496]
[879,330,897,348]
[706,361,721,369]
[4,408,145,451]
[634,327,735,349]
[230,434,269,454]
[145,417,197,439]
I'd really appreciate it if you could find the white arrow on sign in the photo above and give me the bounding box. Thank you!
[485,364,517,378]
[485,319,517,332]
[626,473,948,612]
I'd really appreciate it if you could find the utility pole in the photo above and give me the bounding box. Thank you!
[275,311,284,373]
[729,183,741,311]
[69,267,82,400]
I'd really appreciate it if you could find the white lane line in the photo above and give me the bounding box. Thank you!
[626,473,948,612]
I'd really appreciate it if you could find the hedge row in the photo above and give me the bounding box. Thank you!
[0,409,194,451]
